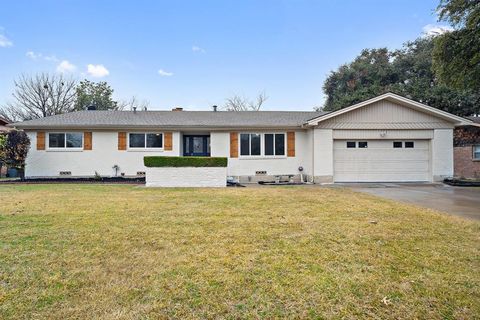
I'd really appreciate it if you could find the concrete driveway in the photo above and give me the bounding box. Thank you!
[340,183,480,220]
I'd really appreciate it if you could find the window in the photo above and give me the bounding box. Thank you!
[129,133,163,149]
[66,133,83,148]
[48,133,83,149]
[239,133,285,157]
[146,133,163,148]
[346,141,356,148]
[474,145,480,160]
[393,141,403,148]
[405,141,414,148]
[264,133,285,156]
[240,133,261,156]
[129,134,145,148]
[358,141,368,148]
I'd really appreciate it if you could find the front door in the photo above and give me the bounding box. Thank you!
[183,135,210,156]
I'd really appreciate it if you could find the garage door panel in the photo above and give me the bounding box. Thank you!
[334,151,430,161]
[335,172,430,182]
[333,139,430,182]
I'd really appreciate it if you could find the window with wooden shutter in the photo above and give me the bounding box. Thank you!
[118,132,126,150]
[164,132,173,150]
[84,132,92,150]
[230,132,238,158]
[287,131,295,157]
[37,132,45,150]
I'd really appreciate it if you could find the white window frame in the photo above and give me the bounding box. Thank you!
[239,132,287,158]
[473,145,480,160]
[47,132,83,151]
[127,132,164,151]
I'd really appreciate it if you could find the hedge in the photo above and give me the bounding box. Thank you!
[144,156,228,168]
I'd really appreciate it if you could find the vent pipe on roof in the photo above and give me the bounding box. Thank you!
[212,105,218,112]
[133,107,137,113]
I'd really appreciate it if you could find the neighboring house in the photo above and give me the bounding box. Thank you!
[10,93,473,183]
[0,117,10,133]
[454,116,480,179]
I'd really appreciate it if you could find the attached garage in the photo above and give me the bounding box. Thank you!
[333,139,430,182]
[307,93,470,183]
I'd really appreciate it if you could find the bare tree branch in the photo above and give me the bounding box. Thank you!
[0,73,77,122]
[116,96,150,111]
[224,91,268,111]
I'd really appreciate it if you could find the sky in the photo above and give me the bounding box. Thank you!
[0,0,451,111]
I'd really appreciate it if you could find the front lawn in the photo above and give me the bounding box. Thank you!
[0,185,478,319]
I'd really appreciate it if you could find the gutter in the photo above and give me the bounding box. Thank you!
[11,125,309,131]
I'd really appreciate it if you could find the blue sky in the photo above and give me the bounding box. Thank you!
[0,0,450,111]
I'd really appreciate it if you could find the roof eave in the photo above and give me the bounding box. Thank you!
[15,124,308,131]
[305,93,472,126]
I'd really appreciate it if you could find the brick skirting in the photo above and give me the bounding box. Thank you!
[454,146,480,178]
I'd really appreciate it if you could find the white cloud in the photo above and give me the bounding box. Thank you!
[87,64,109,77]
[56,60,76,73]
[26,51,38,59]
[0,34,13,47]
[158,69,173,76]
[26,51,58,62]
[422,24,454,36]
[192,45,206,53]
[44,55,58,62]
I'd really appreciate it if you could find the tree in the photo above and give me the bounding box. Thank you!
[224,92,268,111]
[117,96,150,111]
[432,0,480,91]
[74,80,121,111]
[0,134,6,178]
[322,37,480,116]
[1,130,30,171]
[322,48,397,111]
[0,73,77,122]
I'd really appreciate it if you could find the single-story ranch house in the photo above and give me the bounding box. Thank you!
[10,93,475,183]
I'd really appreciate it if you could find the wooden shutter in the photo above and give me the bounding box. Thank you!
[164,132,172,151]
[230,132,238,158]
[287,131,295,157]
[84,132,92,150]
[118,132,127,150]
[37,132,45,150]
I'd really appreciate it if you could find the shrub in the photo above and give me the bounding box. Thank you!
[144,156,227,168]
[2,130,30,169]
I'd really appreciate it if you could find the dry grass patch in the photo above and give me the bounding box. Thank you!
[0,185,478,319]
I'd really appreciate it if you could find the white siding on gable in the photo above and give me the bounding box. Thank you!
[332,129,434,140]
[317,100,454,129]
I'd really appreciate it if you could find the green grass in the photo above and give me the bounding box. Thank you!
[0,184,478,319]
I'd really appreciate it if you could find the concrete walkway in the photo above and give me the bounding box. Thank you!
[340,183,480,221]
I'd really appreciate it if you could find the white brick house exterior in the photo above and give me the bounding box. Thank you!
[12,93,473,183]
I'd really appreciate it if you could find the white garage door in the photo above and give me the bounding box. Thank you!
[334,140,430,182]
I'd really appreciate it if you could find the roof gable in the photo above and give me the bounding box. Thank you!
[307,93,473,127]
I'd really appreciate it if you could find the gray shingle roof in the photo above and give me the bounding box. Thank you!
[11,110,325,129]
[467,116,480,124]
